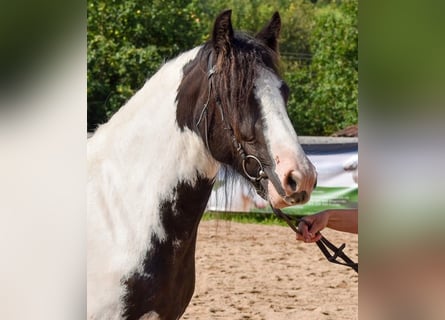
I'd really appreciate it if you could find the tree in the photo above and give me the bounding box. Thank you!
[87,0,358,136]
[87,0,206,130]
[286,0,358,136]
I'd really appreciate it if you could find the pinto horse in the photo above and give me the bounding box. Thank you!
[87,10,317,320]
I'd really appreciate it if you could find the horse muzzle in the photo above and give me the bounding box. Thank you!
[267,163,318,209]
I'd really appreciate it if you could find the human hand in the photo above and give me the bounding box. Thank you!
[296,210,331,243]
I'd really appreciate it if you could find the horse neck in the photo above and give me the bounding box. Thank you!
[88,47,219,242]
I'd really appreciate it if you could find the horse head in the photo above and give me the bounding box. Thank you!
[177,10,317,209]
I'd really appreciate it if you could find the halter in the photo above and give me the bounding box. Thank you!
[196,53,358,273]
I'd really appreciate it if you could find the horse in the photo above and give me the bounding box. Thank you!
[87,10,317,320]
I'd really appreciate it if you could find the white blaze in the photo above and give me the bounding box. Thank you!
[254,67,316,206]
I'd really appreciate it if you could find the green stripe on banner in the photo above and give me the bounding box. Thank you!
[251,187,358,216]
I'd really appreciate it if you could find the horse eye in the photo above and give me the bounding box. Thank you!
[238,131,255,143]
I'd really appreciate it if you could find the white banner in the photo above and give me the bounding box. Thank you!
[207,139,358,213]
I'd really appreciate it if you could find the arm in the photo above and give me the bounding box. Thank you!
[296,208,358,243]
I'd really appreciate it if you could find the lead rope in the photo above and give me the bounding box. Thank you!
[269,204,358,273]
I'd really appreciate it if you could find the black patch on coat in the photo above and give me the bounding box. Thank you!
[121,177,214,320]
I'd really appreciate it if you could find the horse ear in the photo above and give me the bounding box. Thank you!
[212,9,234,56]
[256,11,281,52]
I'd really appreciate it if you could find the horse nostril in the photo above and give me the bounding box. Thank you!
[284,191,308,205]
[286,172,298,192]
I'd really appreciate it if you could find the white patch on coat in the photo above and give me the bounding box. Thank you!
[139,311,160,320]
[254,67,305,166]
[254,67,316,203]
[87,46,219,319]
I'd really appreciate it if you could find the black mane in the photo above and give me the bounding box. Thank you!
[176,30,280,143]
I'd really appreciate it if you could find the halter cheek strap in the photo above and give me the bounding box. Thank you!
[195,63,215,150]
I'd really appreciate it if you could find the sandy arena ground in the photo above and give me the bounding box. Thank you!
[182,220,358,320]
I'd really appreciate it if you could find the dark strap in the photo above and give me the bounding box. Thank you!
[316,236,358,272]
[270,204,358,273]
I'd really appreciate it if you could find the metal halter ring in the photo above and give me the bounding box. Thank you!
[242,155,267,181]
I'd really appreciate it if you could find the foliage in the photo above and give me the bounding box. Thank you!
[87,0,358,135]
[202,211,288,226]
[286,0,358,135]
[87,0,206,130]
[188,0,314,69]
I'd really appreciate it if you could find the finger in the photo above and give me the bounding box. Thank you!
[313,233,322,242]
[297,221,308,234]
[308,220,324,236]
[296,230,313,242]
[297,221,312,241]
[302,236,318,243]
